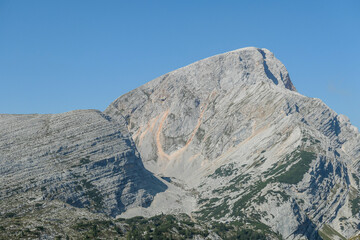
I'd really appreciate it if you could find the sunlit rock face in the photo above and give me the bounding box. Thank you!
[0,109,167,217]
[1,47,359,239]
[106,47,360,239]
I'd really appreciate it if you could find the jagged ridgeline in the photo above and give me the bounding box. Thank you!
[1,47,360,239]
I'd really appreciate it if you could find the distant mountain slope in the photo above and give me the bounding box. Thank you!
[106,47,360,239]
[0,109,166,217]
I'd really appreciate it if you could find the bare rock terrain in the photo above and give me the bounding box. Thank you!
[0,109,166,218]
[106,47,360,239]
[1,47,360,239]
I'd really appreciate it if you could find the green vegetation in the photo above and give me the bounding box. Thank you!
[263,148,316,182]
[71,156,91,168]
[71,219,120,239]
[75,184,83,191]
[209,163,236,179]
[351,196,360,216]
[212,173,250,194]
[123,214,271,240]
[124,214,209,240]
[80,179,104,210]
[214,220,281,239]
[253,190,290,205]
[85,189,103,210]
[0,201,280,240]
[352,173,360,186]
[196,198,230,220]
[253,156,266,168]
[4,212,16,218]
[267,190,290,201]
[233,180,270,216]
[195,127,205,141]
[80,156,91,165]
[301,137,321,144]
[35,226,45,231]
[204,136,213,153]
[276,151,316,184]
[197,198,208,204]
[35,203,43,208]
[195,150,314,237]
[319,224,346,240]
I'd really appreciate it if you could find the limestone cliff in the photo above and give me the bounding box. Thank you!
[106,47,360,239]
[0,109,166,217]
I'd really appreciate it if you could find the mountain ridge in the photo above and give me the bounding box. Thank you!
[106,47,360,239]
[0,109,167,217]
[1,47,360,239]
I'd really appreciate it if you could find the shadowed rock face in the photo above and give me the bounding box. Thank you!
[106,47,360,239]
[0,109,167,217]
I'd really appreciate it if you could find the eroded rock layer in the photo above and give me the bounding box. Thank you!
[0,109,166,217]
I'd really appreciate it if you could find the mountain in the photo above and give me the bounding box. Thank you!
[105,47,360,239]
[1,47,360,239]
[0,110,166,218]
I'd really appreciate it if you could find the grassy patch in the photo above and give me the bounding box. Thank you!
[0,209,279,240]
[123,214,209,240]
[232,180,270,216]
[209,163,236,179]
[302,136,321,144]
[196,198,230,220]
[276,151,316,184]
[267,190,290,201]
[351,196,360,216]
[319,224,346,240]
[212,173,250,194]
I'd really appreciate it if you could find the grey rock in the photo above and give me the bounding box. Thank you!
[0,109,167,217]
[2,46,360,239]
[106,47,360,239]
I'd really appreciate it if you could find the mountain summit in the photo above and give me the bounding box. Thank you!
[105,47,299,183]
[1,47,360,239]
[106,47,360,239]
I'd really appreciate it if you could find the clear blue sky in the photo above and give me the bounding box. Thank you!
[1,1,359,127]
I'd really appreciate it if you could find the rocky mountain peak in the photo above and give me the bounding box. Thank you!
[105,47,298,181]
[174,46,296,92]
[2,47,360,240]
[105,47,360,239]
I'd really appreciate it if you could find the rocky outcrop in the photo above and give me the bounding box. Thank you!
[0,109,167,217]
[106,47,360,239]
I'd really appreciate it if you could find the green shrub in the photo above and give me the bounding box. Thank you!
[276,151,316,184]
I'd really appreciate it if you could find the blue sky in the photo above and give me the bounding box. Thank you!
[1,1,359,127]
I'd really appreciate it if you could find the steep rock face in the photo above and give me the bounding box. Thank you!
[106,47,360,239]
[105,47,296,180]
[0,110,166,217]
